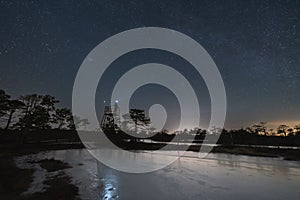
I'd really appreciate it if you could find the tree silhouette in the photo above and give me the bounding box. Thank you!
[129,109,150,134]
[31,106,51,129]
[277,124,289,137]
[252,122,267,136]
[268,128,275,136]
[0,90,25,130]
[41,94,59,111]
[287,128,294,136]
[294,125,300,136]
[15,94,59,130]
[52,108,73,129]
[119,109,151,141]
[4,100,24,130]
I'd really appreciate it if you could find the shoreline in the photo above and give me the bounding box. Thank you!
[1,142,300,161]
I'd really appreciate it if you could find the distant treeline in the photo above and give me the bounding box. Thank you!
[170,121,300,138]
[1,89,300,147]
[102,126,300,148]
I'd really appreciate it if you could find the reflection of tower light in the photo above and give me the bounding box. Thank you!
[113,100,120,127]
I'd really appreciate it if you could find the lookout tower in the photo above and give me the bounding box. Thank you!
[100,100,121,130]
[100,106,115,129]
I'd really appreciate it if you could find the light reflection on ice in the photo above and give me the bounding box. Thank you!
[15,149,300,200]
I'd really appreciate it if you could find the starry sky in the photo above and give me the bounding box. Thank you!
[0,0,299,130]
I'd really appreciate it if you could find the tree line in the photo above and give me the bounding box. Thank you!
[171,122,300,138]
[1,89,299,138]
[0,89,89,131]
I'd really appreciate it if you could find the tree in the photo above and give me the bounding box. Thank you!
[268,128,276,136]
[120,109,151,141]
[277,124,289,137]
[245,127,255,135]
[4,100,24,130]
[41,95,59,111]
[294,125,300,136]
[52,108,73,129]
[0,90,25,130]
[252,122,267,136]
[30,106,51,129]
[129,109,150,134]
[287,128,294,136]
[15,94,59,130]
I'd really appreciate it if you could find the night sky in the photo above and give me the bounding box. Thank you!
[0,0,299,130]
